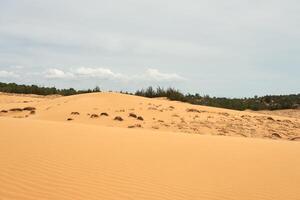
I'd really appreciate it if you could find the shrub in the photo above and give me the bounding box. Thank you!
[9,108,23,112]
[114,116,123,121]
[23,107,36,111]
[137,116,144,121]
[71,112,80,115]
[100,112,109,116]
[90,114,99,118]
[129,113,137,118]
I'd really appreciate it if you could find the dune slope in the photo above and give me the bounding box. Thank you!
[1,118,300,200]
[1,92,299,140]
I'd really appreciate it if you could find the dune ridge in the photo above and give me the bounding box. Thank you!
[1,92,299,140]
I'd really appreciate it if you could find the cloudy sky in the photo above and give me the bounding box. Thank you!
[0,0,299,97]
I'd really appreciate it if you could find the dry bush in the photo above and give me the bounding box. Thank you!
[71,112,80,115]
[9,108,23,112]
[1,110,8,113]
[290,137,300,141]
[129,113,137,118]
[23,107,36,111]
[137,116,144,121]
[67,118,73,121]
[186,108,201,113]
[30,110,36,115]
[100,112,109,116]
[90,114,99,118]
[114,116,124,121]
[128,124,142,128]
[271,133,281,138]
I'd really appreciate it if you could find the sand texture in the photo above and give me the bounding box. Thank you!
[1,92,299,140]
[0,92,300,200]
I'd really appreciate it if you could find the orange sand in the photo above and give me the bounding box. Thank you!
[0,92,299,199]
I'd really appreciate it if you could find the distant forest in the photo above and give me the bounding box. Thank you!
[0,82,299,111]
[135,87,300,111]
[0,82,100,96]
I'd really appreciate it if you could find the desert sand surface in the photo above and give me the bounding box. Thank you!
[1,92,300,200]
[253,109,300,119]
[1,92,299,140]
[1,118,300,200]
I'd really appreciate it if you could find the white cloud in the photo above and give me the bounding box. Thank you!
[144,68,184,81]
[43,67,184,82]
[45,68,74,79]
[73,67,124,79]
[0,70,19,78]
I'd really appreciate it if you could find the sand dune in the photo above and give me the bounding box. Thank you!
[1,92,299,140]
[0,92,300,199]
[1,118,300,200]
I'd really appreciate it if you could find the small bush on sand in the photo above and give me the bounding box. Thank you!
[271,133,281,138]
[128,124,142,128]
[137,116,144,121]
[30,110,36,115]
[90,114,99,118]
[9,108,23,112]
[71,112,80,115]
[129,113,137,118]
[1,110,8,113]
[114,116,123,121]
[100,112,109,116]
[186,108,201,113]
[67,118,73,121]
[23,107,36,111]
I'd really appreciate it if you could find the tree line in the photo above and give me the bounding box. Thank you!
[135,87,300,111]
[0,82,100,96]
[0,82,299,111]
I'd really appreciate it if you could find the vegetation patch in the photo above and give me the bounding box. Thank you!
[114,116,124,121]
[71,112,80,115]
[137,116,144,121]
[23,107,36,111]
[136,86,300,111]
[186,108,201,113]
[9,108,23,112]
[90,114,99,118]
[129,113,137,118]
[100,112,109,116]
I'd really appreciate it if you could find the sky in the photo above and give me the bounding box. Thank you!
[0,0,299,97]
